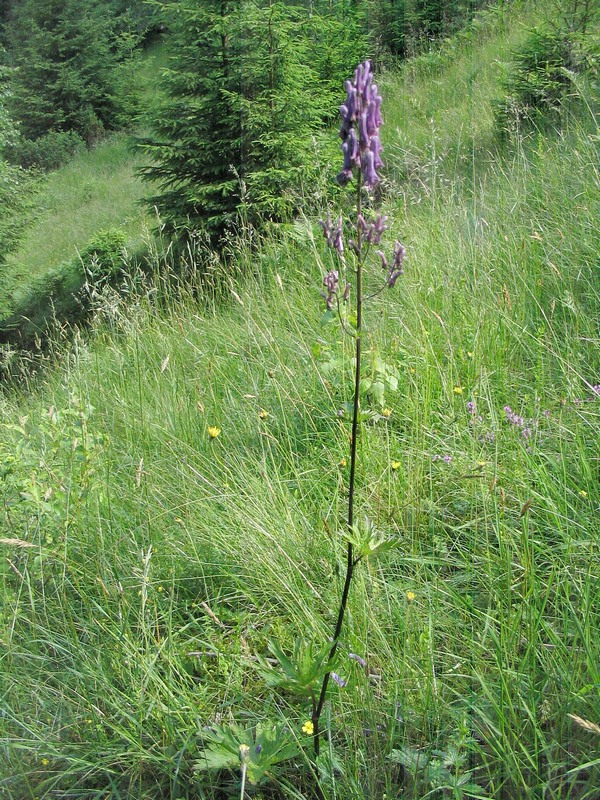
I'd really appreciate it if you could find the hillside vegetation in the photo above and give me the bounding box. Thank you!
[1,1,599,799]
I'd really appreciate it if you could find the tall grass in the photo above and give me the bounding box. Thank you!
[1,3,599,798]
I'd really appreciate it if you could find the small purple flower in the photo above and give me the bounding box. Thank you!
[319,214,345,256]
[375,250,388,270]
[386,241,406,287]
[466,401,476,414]
[592,385,600,395]
[331,672,347,688]
[255,744,263,754]
[361,150,378,188]
[365,214,387,245]
[348,652,367,668]
[322,269,339,310]
[443,455,453,463]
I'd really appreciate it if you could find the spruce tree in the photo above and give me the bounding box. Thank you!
[0,53,31,264]
[137,0,323,248]
[5,0,135,143]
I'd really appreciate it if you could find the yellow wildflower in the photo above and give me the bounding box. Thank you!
[391,460,401,470]
[259,409,269,419]
[41,758,50,766]
[406,591,416,602]
[579,490,588,498]
[467,351,474,359]
[382,408,392,418]
[453,386,463,395]
[302,720,314,735]
[207,426,221,439]
[157,586,164,593]
[338,458,347,467]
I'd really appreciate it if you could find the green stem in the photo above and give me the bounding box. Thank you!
[314,174,363,758]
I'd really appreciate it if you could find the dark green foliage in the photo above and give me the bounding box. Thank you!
[304,0,370,104]
[0,228,126,344]
[369,0,491,59]
[137,0,323,249]
[106,0,163,41]
[0,53,32,263]
[0,160,32,263]
[6,130,86,171]
[495,26,598,134]
[4,0,137,145]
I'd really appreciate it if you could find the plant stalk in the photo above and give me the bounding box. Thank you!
[313,174,363,757]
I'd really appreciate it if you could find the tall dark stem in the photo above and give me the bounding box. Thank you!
[313,174,363,758]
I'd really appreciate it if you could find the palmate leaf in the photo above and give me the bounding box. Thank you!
[194,721,299,786]
[255,637,335,696]
[343,517,399,561]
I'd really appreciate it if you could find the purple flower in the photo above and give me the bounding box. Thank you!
[386,241,405,287]
[337,60,384,189]
[331,672,347,688]
[321,269,339,310]
[348,652,367,668]
[375,250,388,270]
[365,214,388,245]
[361,150,378,189]
[466,401,476,414]
[592,385,600,395]
[319,214,344,255]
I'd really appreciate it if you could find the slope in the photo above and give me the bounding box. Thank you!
[0,2,599,798]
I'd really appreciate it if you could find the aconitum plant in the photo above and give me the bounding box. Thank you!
[310,59,406,757]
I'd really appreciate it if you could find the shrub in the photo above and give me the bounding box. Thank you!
[7,130,86,170]
[78,228,127,285]
[494,26,597,134]
[0,228,127,344]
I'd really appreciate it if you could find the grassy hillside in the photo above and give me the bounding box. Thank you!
[0,42,169,322]
[1,3,599,798]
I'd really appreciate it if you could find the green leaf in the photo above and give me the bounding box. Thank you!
[256,637,335,696]
[194,721,299,786]
[343,517,399,561]
[320,309,336,326]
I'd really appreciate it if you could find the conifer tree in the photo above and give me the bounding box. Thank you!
[0,53,31,264]
[5,0,135,143]
[138,0,323,248]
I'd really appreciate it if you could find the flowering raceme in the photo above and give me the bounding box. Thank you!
[319,60,406,312]
[338,60,383,189]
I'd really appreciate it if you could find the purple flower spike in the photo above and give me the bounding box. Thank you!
[337,60,383,189]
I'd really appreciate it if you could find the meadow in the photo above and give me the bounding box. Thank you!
[0,2,599,798]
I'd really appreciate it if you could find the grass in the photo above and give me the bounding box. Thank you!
[0,2,599,798]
